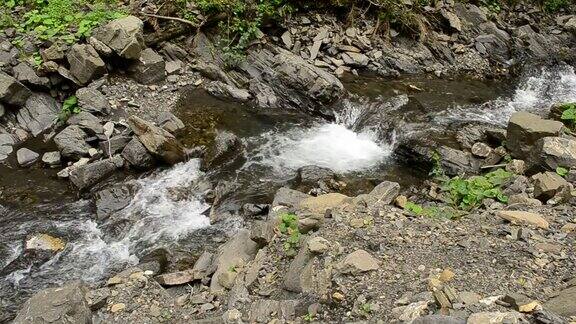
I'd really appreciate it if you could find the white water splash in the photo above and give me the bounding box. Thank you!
[435,65,576,126]
[245,98,400,174]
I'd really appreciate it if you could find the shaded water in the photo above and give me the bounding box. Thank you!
[1,64,576,321]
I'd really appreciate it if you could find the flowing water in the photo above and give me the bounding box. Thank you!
[1,64,576,320]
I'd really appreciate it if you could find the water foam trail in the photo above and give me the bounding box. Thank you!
[434,65,576,126]
[5,159,211,284]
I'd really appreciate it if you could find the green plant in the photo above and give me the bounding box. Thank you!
[361,303,372,313]
[278,213,301,256]
[31,52,43,68]
[543,0,569,12]
[303,313,315,322]
[430,151,445,178]
[559,103,576,129]
[403,201,464,219]
[556,166,569,177]
[441,169,512,210]
[58,95,81,121]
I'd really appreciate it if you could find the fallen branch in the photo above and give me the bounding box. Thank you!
[480,163,508,170]
[140,12,197,27]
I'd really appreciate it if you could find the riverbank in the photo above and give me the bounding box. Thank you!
[1,0,576,323]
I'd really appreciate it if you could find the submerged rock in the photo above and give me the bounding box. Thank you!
[41,151,61,167]
[202,130,245,171]
[13,281,91,324]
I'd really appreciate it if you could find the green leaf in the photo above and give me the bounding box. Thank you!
[556,166,569,177]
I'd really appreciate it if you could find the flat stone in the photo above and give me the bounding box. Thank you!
[16,148,39,167]
[298,193,349,215]
[337,249,379,274]
[16,93,59,137]
[467,312,520,324]
[155,270,196,286]
[497,210,549,229]
[506,112,564,159]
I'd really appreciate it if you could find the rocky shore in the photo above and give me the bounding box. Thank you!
[1,0,576,323]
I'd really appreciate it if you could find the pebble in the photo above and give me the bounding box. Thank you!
[110,303,126,313]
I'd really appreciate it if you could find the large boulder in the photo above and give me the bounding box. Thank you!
[54,125,92,159]
[528,137,576,171]
[0,71,31,106]
[66,44,106,85]
[69,155,124,190]
[127,116,186,165]
[76,87,110,114]
[129,48,166,84]
[545,285,576,317]
[506,112,564,159]
[121,137,155,169]
[12,281,92,324]
[92,16,145,59]
[16,93,59,136]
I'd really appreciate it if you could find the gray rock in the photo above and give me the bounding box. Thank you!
[0,71,32,106]
[69,156,123,190]
[100,135,131,156]
[440,9,462,32]
[121,137,155,169]
[16,93,59,136]
[85,287,110,311]
[532,171,571,202]
[283,241,316,293]
[205,81,251,101]
[412,315,466,324]
[506,112,564,159]
[544,285,576,317]
[41,151,61,167]
[129,48,166,84]
[272,187,311,209]
[337,249,379,274]
[0,133,15,163]
[342,52,369,67]
[92,16,145,59]
[87,36,113,57]
[202,130,245,170]
[40,43,67,61]
[66,44,106,85]
[164,60,183,75]
[281,31,293,49]
[354,181,400,207]
[529,137,576,171]
[210,229,258,293]
[54,125,91,159]
[13,62,49,87]
[16,148,39,167]
[128,115,186,165]
[0,103,4,117]
[94,184,134,220]
[67,111,103,135]
[157,111,185,133]
[12,281,91,324]
[76,87,110,114]
[565,17,576,34]
[471,142,492,158]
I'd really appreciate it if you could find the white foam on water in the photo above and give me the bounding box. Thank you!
[434,65,576,126]
[245,99,397,174]
[6,159,211,284]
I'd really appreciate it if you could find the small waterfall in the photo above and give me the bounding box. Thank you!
[434,64,576,126]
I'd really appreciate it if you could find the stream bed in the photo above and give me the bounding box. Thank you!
[1,64,576,320]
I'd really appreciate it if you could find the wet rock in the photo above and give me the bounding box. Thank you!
[467,312,521,324]
[66,44,106,85]
[67,111,103,135]
[532,171,571,202]
[16,93,59,136]
[157,111,184,134]
[92,16,145,59]
[0,71,32,106]
[13,62,49,87]
[439,146,480,175]
[529,137,576,171]
[496,210,549,229]
[121,137,155,169]
[294,165,336,192]
[129,48,166,84]
[41,151,61,167]
[128,115,186,165]
[16,148,39,167]
[544,286,576,317]
[0,133,15,163]
[298,193,349,215]
[13,281,91,324]
[94,184,134,220]
[506,112,564,159]
[76,87,110,114]
[337,249,379,274]
[99,135,131,156]
[69,156,124,190]
[272,187,311,209]
[25,233,65,252]
[210,229,258,293]
[0,103,4,117]
[471,142,492,158]
[242,203,269,218]
[202,130,245,170]
[54,125,91,159]
[354,181,400,206]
